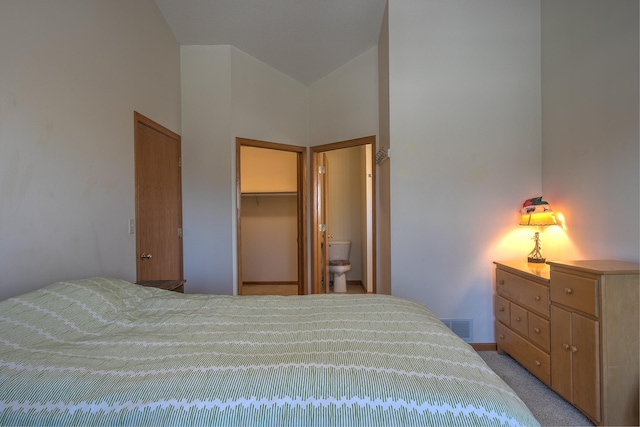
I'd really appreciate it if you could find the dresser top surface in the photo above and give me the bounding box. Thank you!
[547,260,640,275]
[494,260,550,281]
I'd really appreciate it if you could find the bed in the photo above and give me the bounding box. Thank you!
[0,277,539,426]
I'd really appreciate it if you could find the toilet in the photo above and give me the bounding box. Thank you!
[328,240,351,293]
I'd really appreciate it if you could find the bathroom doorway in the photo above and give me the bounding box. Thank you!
[311,136,376,294]
[236,138,307,295]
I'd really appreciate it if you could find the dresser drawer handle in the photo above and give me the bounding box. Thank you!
[533,327,540,334]
[499,280,505,285]
[570,345,578,353]
[563,343,570,351]
[499,334,505,339]
[515,317,521,322]
[534,295,541,301]
[565,287,573,295]
[499,307,505,312]
[535,360,541,367]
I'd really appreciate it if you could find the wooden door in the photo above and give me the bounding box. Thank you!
[319,154,329,293]
[571,313,600,423]
[311,152,330,294]
[134,112,183,281]
[551,305,573,401]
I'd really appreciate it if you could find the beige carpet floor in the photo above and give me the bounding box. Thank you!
[478,351,593,426]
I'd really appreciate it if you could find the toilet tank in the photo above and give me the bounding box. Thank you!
[328,240,351,261]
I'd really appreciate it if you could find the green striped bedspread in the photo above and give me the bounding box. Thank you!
[0,278,539,426]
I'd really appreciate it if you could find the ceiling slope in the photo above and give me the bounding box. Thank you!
[155,0,387,85]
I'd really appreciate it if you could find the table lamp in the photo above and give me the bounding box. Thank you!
[519,196,556,263]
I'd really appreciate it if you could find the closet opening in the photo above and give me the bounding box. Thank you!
[236,138,307,295]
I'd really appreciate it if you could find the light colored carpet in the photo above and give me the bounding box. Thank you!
[478,351,593,427]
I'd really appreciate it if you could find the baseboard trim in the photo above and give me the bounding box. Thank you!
[471,343,497,351]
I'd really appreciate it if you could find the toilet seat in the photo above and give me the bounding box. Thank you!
[329,260,351,274]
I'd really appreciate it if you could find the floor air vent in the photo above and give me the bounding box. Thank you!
[440,319,473,342]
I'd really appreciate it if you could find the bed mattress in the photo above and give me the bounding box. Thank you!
[0,277,539,426]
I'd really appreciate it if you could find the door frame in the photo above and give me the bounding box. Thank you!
[134,111,183,281]
[311,135,376,294]
[236,137,307,295]
[316,152,330,293]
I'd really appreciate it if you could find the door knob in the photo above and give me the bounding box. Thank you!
[140,253,153,259]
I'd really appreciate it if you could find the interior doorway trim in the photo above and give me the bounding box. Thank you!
[311,135,376,294]
[236,137,307,295]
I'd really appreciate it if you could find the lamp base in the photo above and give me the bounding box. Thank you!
[526,231,546,264]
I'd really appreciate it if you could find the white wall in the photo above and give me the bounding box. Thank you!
[182,44,378,294]
[241,195,298,282]
[181,45,233,294]
[388,0,542,342]
[541,0,639,263]
[309,47,379,145]
[181,46,308,294]
[308,46,380,293]
[3,0,631,348]
[0,0,181,300]
[231,49,309,146]
[326,146,366,283]
[377,3,392,295]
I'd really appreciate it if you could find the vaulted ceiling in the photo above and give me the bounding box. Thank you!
[154,0,387,85]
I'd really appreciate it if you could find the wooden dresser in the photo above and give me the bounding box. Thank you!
[494,260,639,426]
[547,260,639,426]
[494,261,551,386]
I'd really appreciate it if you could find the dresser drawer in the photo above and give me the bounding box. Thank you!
[528,311,550,352]
[510,304,528,337]
[495,295,510,325]
[496,322,551,386]
[550,271,598,317]
[496,269,549,318]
